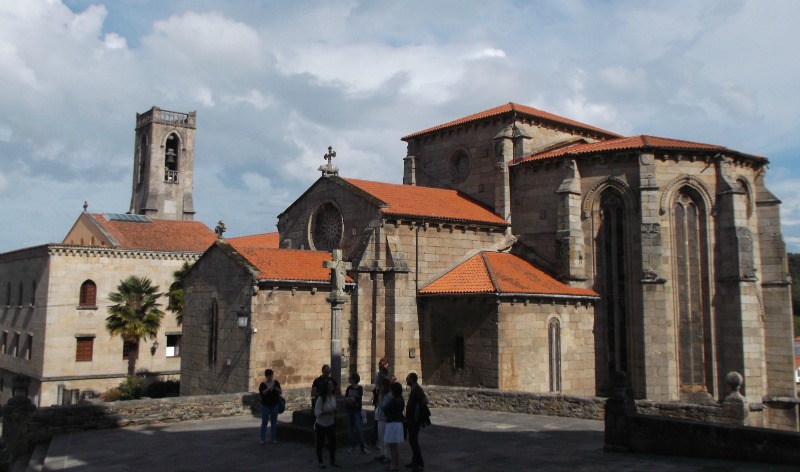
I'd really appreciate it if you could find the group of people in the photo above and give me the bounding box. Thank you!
[258,359,428,472]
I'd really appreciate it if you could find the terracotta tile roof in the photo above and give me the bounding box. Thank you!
[419,251,598,298]
[228,242,353,283]
[90,214,216,252]
[402,102,621,140]
[342,178,508,226]
[227,232,280,248]
[514,135,766,164]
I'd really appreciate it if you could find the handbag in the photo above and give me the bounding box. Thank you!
[278,395,286,414]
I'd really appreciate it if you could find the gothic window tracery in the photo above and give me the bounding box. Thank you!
[673,189,710,392]
[310,202,344,252]
[449,149,471,183]
[596,190,629,391]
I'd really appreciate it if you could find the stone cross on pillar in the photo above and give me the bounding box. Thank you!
[323,249,351,387]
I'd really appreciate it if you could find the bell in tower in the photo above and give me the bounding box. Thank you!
[129,106,197,221]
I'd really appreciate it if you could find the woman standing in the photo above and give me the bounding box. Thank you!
[382,382,405,471]
[374,378,392,463]
[313,379,341,468]
[258,369,282,445]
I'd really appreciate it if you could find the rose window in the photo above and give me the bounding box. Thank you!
[311,203,343,252]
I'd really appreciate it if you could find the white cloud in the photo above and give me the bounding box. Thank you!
[1,0,800,254]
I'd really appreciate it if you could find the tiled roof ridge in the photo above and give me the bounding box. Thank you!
[402,102,622,140]
[514,134,766,165]
[341,177,508,226]
[481,251,500,293]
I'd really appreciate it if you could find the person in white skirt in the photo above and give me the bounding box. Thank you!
[382,382,405,471]
[374,378,392,463]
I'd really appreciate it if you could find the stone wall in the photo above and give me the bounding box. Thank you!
[424,385,606,420]
[625,414,800,466]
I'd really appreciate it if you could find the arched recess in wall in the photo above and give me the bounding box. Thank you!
[164,132,181,182]
[79,280,97,307]
[585,176,637,396]
[209,298,219,366]
[548,316,562,393]
[659,175,715,216]
[670,185,714,398]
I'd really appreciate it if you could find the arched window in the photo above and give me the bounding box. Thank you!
[30,280,36,306]
[548,318,562,392]
[673,189,710,391]
[164,133,179,182]
[79,280,97,307]
[596,190,629,387]
[5,282,10,306]
[18,282,23,306]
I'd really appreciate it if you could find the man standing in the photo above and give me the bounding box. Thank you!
[311,364,339,409]
[405,372,427,471]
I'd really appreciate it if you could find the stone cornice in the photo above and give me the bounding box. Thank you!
[47,245,202,261]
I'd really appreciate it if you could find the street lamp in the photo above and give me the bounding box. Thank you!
[237,306,255,334]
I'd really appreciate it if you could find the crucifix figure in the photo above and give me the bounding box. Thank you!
[323,249,351,386]
[318,145,339,177]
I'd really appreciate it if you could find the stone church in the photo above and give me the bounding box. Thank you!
[181,102,797,431]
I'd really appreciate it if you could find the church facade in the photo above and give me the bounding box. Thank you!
[181,102,797,430]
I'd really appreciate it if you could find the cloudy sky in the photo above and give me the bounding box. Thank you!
[2,0,800,253]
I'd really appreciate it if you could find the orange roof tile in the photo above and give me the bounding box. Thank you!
[91,214,216,252]
[514,135,765,164]
[227,232,280,248]
[420,251,597,298]
[402,102,621,140]
[342,178,508,226]
[228,242,354,284]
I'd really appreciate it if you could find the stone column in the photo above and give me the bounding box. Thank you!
[493,125,515,226]
[325,249,352,387]
[555,159,586,281]
[639,152,670,400]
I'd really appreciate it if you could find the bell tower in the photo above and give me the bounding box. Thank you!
[129,106,197,220]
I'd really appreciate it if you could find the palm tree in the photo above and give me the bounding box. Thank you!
[167,262,192,326]
[106,276,165,376]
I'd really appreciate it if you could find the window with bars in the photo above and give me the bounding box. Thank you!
[13,333,20,357]
[79,280,97,307]
[76,337,94,362]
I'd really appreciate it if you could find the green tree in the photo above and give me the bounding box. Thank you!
[106,276,165,376]
[167,262,192,326]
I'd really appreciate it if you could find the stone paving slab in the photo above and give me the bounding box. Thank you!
[41,408,796,471]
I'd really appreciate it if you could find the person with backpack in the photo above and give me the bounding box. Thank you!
[405,372,428,471]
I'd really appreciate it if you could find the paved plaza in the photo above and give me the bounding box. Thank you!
[38,408,795,471]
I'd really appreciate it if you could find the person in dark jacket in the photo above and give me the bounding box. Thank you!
[258,368,282,444]
[404,372,427,471]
